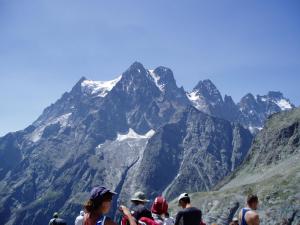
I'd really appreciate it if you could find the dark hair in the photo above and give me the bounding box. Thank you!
[165,212,169,217]
[180,197,190,204]
[131,200,145,205]
[247,194,258,205]
[84,192,113,213]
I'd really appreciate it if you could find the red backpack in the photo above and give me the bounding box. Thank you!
[138,217,161,225]
[120,215,130,225]
[121,216,160,225]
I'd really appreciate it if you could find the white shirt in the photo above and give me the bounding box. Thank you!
[164,217,175,225]
[75,215,84,225]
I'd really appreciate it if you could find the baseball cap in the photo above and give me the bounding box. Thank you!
[178,193,189,202]
[90,186,117,201]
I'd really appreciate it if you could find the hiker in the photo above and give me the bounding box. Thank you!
[84,186,136,225]
[130,191,152,221]
[238,194,260,225]
[150,196,172,225]
[75,210,84,225]
[49,212,67,225]
[174,193,202,225]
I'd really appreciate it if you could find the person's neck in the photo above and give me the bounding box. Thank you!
[90,211,102,219]
[184,203,192,209]
[246,205,254,210]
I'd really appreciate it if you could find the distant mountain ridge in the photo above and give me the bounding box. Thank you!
[0,62,295,225]
[187,79,294,131]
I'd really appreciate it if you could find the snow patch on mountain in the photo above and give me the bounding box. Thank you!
[187,91,199,101]
[186,91,209,113]
[186,91,202,109]
[248,126,263,134]
[116,128,155,142]
[275,99,293,110]
[259,95,293,111]
[30,113,72,142]
[148,70,164,91]
[81,76,122,97]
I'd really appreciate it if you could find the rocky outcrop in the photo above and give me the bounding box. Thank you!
[133,106,252,200]
[169,108,300,225]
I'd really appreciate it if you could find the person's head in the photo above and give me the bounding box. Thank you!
[165,212,170,218]
[151,196,168,216]
[53,212,59,218]
[80,210,84,216]
[131,191,149,205]
[84,186,117,215]
[247,194,259,210]
[177,193,191,209]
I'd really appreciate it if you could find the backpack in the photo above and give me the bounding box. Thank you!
[120,215,130,225]
[138,217,161,225]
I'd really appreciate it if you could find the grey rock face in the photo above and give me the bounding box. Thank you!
[169,108,300,225]
[135,106,252,200]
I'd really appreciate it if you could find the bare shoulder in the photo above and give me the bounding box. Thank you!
[246,211,260,225]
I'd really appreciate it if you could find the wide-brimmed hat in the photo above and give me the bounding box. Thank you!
[131,191,149,202]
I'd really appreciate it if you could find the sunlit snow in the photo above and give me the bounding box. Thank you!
[275,99,292,110]
[148,70,164,91]
[116,128,155,141]
[30,113,72,142]
[81,76,122,97]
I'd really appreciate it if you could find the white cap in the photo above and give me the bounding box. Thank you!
[178,193,189,202]
[232,217,238,222]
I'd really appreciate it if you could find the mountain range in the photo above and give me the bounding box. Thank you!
[0,62,296,225]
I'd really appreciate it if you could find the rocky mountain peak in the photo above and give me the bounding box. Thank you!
[70,76,87,94]
[123,61,147,78]
[240,93,256,102]
[192,79,223,108]
[153,66,176,88]
[224,95,235,106]
[239,93,258,110]
[267,91,284,99]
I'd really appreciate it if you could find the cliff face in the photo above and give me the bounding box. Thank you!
[169,108,300,225]
[135,107,252,201]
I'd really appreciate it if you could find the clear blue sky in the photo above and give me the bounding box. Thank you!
[0,0,300,136]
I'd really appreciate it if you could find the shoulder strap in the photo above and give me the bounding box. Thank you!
[242,208,250,225]
[102,216,107,225]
